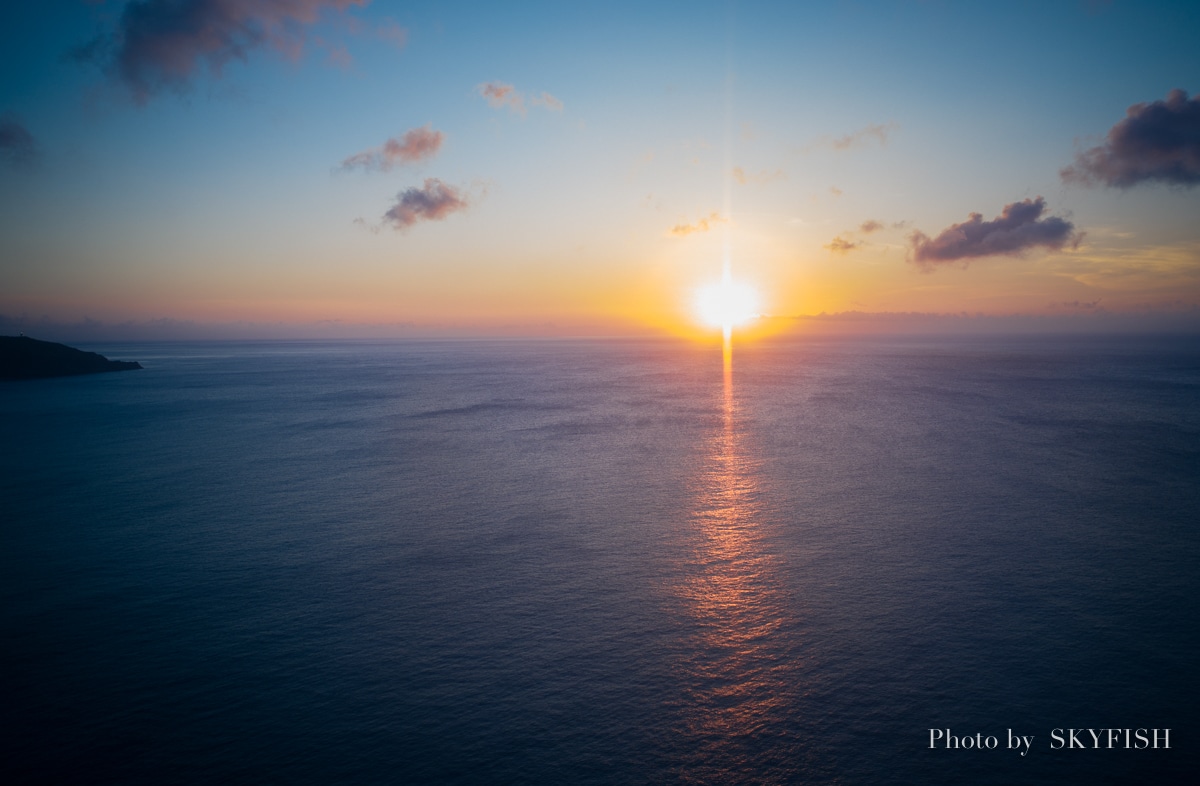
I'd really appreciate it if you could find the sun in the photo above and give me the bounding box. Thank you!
[696,276,760,330]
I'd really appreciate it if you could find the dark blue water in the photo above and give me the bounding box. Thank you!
[2,335,1197,784]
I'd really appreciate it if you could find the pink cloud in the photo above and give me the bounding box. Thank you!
[382,178,469,230]
[478,82,523,114]
[341,125,445,172]
[476,82,562,116]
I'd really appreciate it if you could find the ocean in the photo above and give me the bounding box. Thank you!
[2,335,1196,784]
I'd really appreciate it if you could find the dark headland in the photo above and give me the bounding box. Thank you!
[0,335,143,381]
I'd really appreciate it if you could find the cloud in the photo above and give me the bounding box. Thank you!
[669,212,725,237]
[382,178,469,230]
[1060,240,1200,293]
[476,82,562,115]
[830,122,896,150]
[341,125,444,172]
[909,197,1080,271]
[75,0,367,104]
[731,166,785,185]
[824,236,859,254]
[0,113,39,169]
[478,82,520,111]
[823,218,900,251]
[1061,89,1200,188]
[530,91,563,111]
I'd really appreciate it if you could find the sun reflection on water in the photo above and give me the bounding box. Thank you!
[672,332,804,780]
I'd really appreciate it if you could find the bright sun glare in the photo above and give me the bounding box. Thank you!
[697,277,760,330]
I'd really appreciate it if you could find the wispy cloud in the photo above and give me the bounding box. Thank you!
[827,122,897,151]
[909,197,1080,271]
[669,212,725,237]
[476,81,562,116]
[478,82,520,111]
[731,166,785,185]
[824,236,859,254]
[0,113,39,170]
[382,178,469,230]
[72,0,368,104]
[1062,240,1200,293]
[341,125,444,172]
[824,218,901,252]
[530,91,562,111]
[1061,89,1200,188]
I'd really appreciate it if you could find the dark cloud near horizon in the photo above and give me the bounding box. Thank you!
[73,0,366,104]
[383,178,469,230]
[341,126,444,172]
[859,219,884,234]
[1061,89,1200,188]
[0,113,39,169]
[909,197,1079,271]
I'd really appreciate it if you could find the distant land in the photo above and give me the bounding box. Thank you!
[0,336,142,381]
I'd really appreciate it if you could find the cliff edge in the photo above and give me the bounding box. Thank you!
[1,336,143,381]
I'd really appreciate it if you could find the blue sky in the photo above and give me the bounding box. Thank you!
[2,1,1198,337]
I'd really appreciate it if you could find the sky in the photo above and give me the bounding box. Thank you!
[1,0,1199,339]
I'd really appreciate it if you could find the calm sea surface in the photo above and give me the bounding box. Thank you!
[2,335,1197,784]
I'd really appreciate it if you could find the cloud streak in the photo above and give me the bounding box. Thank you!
[909,197,1079,271]
[76,0,368,104]
[1061,89,1200,188]
[732,166,785,185]
[828,122,896,151]
[382,178,469,230]
[824,236,859,254]
[669,212,724,237]
[476,82,562,116]
[0,113,38,169]
[341,126,444,172]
